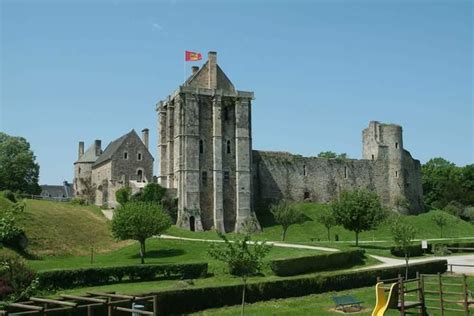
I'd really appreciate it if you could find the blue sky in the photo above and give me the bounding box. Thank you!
[1,0,472,184]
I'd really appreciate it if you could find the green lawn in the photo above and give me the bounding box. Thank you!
[193,277,474,316]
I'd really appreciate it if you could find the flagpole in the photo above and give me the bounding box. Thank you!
[183,53,186,83]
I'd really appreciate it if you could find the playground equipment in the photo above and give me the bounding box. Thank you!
[372,273,473,316]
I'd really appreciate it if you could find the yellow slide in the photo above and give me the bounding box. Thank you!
[371,282,399,316]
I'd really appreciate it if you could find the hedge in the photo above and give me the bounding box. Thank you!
[149,259,447,315]
[390,244,430,257]
[390,242,474,257]
[270,249,365,276]
[37,262,208,289]
[434,241,474,253]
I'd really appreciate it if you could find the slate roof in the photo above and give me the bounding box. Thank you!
[92,130,135,167]
[40,183,73,198]
[75,144,100,163]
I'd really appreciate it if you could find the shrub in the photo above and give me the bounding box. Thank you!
[69,198,87,206]
[1,190,16,203]
[390,245,428,257]
[150,260,447,315]
[269,250,365,276]
[37,262,208,289]
[432,241,474,253]
[0,253,37,301]
[115,187,132,205]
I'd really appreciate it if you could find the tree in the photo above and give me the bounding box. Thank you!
[432,212,449,238]
[79,178,96,205]
[270,201,305,241]
[111,202,172,264]
[318,151,348,159]
[208,232,271,316]
[115,187,132,205]
[0,133,40,194]
[390,217,417,280]
[141,183,167,203]
[316,208,336,240]
[331,189,385,246]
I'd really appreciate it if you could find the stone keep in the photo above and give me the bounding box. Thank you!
[156,52,258,232]
[157,52,425,232]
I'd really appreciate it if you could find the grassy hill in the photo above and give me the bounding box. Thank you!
[14,199,129,257]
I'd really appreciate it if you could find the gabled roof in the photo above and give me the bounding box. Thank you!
[92,130,135,167]
[185,60,236,92]
[40,183,73,198]
[76,144,100,163]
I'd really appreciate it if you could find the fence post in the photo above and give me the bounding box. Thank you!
[438,273,444,316]
[399,274,405,316]
[153,295,158,316]
[462,274,469,316]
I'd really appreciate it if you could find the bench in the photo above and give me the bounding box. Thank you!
[332,295,363,312]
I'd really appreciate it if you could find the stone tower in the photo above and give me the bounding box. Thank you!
[156,52,259,232]
[362,121,423,213]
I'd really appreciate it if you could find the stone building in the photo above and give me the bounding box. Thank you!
[73,129,153,207]
[157,52,424,232]
[40,181,73,201]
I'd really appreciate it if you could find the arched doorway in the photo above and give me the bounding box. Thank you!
[189,216,195,232]
[137,169,143,182]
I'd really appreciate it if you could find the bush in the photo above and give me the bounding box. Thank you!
[115,187,132,205]
[0,253,37,301]
[390,244,429,257]
[1,190,16,203]
[150,260,447,315]
[37,262,208,289]
[70,198,87,206]
[270,250,365,276]
[432,241,474,253]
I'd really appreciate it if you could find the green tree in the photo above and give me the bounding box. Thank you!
[316,208,336,240]
[270,201,305,241]
[208,232,271,316]
[0,133,40,194]
[390,217,417,280]
[115,187,132,205]
[432,212,449,238]
[331,189,384,246]
[111,202,172,264]
[141,183,167,203]
[0,202,26,250]
[317,151,348,159]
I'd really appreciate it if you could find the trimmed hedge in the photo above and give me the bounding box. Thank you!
[391,242,474,257]
[434,241,474,253]
[37,262,208,289]
[150,259,447,315]
[270,249,365,276]
[390,244,430,257]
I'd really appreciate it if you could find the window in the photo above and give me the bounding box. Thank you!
[199,140,204,154]
[303,165,307,176]
[395,170,399,178]
[137,169,143,182]
[224,171,230,182]
[304,191,310,199]
[123,151,128,160]
[371,154,374,160]
[344,166,348,179]
[202,171,208,186]
[223,107,229,121]
[137,152,142,161]
[226,140,231,154]
[78,167,81,174]
[395,142,399,149]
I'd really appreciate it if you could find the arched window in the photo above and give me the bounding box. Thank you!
[395,170,399,178]
[226,140,231,154]
[137,152,142,161]
[137,169,143,182]
[199,140,204,154]
[123,151,128,160]
[371,154,374,160]
[303,165,307,176]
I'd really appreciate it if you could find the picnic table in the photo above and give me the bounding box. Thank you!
[332,295,363,312]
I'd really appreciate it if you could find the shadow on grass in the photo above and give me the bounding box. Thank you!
[352,244,391,251]
[131,248,185,259]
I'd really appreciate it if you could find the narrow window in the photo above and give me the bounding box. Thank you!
[344,166,348,179]
[202,171,208,186]
[395,170,398,178]
[223,107,229,121]
[224,171,230,182]
[226,140,231,154]
[303,165,307,176]
[137,169,143,182]
[123,151,128,160]
[137,152,142,161]
[371,154,374,160]
[395,142,399,149]
[199,140,204,154]
[78,167,81,174]
[304,191,310,199]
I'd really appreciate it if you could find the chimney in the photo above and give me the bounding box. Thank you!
[94,140,102,156]
[192,66,199,75]
[78,141,84,159]
[208,51,217,89]
[141,128,149,149]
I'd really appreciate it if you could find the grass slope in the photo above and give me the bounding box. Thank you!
[16,199,128,256]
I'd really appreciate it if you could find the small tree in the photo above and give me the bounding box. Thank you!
[316,208,336,241]
[331,189,385,246]
[432,212,449,238]
[141,183,167,203]
[270,201,305,241]
[390,217,417,280]
[208,232,271,316]
[111,202,172,264]
[115,187,132,205]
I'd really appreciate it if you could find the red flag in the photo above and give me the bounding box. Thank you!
[185,51,202,61]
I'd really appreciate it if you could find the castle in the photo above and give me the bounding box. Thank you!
[73,129,153,207]
[156,52,424,232]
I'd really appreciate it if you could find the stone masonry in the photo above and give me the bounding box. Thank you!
[157,52,424,232]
